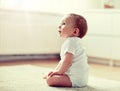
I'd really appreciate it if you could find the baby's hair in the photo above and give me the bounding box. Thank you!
[68,13,88,38]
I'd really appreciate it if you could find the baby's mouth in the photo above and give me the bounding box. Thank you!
[58,31,61,34]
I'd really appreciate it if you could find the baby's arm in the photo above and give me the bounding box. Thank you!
[48,52,73,77]
[54,61,62,71]
[43,61,62,79]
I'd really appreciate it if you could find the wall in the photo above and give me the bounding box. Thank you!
[0,0,106,14]
[1,1,120,62]
[0,0,104,55]
[0,9,63,54]
[82,9,120,61]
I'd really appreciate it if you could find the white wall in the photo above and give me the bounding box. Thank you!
[0,0,120,61]
[0,0,105,14]
[0,0,97,55]
[0,9,63,54]
[82,10,120,60]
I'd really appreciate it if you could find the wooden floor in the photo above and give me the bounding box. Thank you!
[0,59,120,81]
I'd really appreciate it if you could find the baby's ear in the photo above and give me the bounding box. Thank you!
[73,28,80,36]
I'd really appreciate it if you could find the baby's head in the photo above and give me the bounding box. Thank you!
[67,13,88,38]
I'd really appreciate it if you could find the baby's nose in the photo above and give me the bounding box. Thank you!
[58,25,61,29]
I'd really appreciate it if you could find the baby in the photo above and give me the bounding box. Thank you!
[44,13,89,87]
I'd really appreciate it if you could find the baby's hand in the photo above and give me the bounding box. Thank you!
[43,71,53,79]
[43,75,47,79]
[48,71,62,77]
[48,71,54,76]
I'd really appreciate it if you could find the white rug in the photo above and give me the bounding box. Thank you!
[0,65,120,91]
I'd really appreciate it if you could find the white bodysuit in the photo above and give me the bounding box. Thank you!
[60,37,89,87]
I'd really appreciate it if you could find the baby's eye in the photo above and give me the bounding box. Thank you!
[61,22,66,25]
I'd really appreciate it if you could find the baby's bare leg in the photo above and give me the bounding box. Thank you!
[46,74,72,87]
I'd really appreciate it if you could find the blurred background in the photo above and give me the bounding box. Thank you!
[0,0,120,66]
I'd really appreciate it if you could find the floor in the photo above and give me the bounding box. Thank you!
[0,59,120,81]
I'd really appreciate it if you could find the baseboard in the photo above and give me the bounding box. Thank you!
[0,54,60,61]
[88,56,120,66]
[0,54,120,66]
